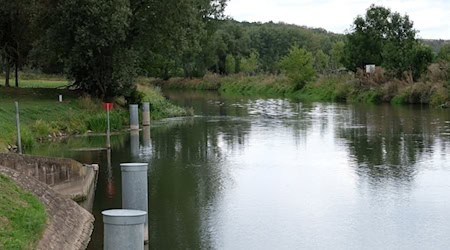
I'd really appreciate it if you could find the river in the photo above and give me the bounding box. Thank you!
[30,90,450,249]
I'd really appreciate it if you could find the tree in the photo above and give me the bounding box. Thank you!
[225,54,235,74]
[240,51,258,75]
[411,44,434,80]
[38,0,227,99]
[0,0,36,87]
[343,5,421,78]
[330,41,345,70]
[314,49,329,74]
[278,46,315,90]
[437,44,450,62]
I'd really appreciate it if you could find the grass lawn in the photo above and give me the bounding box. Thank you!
[0,174,47,250]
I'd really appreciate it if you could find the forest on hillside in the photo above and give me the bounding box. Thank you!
[1,1,450,101]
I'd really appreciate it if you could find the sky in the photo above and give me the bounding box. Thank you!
[225,0,450,40]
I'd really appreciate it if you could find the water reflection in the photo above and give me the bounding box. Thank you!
[130,130,140,160]
[29,90,450,249]
[105,148,115,199]
[336,104,450,184]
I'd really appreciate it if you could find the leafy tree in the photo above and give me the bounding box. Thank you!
[314,49,329,74]
[0,0,36,87]
[225,54,235,74]
[330,41,345,70]
[37,0,227,99]
[240,51,259,75]
[278,46,315,90]
[437,44,450,62]
[411,44,434,80]
[343,5,423,78]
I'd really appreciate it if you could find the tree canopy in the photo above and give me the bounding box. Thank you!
[342,4,433,80]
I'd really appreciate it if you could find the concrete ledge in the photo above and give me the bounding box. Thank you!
[0,153,97,201]
[0,166,94,250]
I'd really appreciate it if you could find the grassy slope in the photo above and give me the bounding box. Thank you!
[0,174,47,250]
[0,77,188,151]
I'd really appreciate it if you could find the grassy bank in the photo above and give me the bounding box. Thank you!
[0,78,189,151]
[0,174,47,249]
[153,73,450,106]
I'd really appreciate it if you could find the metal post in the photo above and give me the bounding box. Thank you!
[142,102,150,126]
[102,209,147,250]
[120,163,149,243]
[15,101,22,154]
[129,104,139,130]
[106,106,111,149]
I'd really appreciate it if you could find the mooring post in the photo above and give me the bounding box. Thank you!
[120,163,149,243]
[142,102,150,126]
[129,104,139,130]
[15,101,22,154]
[102,209,147,250]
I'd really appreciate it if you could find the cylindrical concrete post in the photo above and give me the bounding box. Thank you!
[142,102,150,126]
[102,209,146,250]
[120,163,149,243]
[129,104,139,130]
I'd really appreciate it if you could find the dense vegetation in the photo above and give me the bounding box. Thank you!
[0,174,47,249]
[1,3,449,104]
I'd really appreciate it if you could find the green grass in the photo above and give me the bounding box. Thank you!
[0,77,189,151]
[155,73,450,106]
[137,78,191,119]
[17,80,68,89]
[0,174,47,250]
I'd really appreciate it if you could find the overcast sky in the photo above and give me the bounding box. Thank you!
[225,0,450,40]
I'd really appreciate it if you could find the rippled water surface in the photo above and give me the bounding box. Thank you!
[31,91,450,249]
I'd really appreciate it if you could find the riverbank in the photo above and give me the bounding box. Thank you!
[0,77,189,151]
[0,165,94,250]
[0,171,47,249]
[152,73,449,106]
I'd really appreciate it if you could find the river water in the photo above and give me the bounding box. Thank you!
[30,91,450,249]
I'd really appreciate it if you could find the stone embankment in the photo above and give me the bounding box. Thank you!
[0,153,97,250]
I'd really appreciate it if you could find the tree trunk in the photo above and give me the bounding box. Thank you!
[15,62,19,88]
[5,61,10,87]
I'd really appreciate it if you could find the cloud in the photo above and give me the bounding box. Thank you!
[225,0,450,39]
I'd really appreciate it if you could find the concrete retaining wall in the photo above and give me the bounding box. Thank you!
[0,153,96,201]
[0,166,94,250]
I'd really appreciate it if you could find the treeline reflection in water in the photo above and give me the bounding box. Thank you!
[30,90,450,249]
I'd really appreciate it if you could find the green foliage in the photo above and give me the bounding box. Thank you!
[137,82,189,119]
[0,174,47,250]
[225,54,236,74]
[86,111,126,132]
[330,41,345,70]
[437,44,450,62]
[342,4,430,80]
[314,49,329,74]
[240,51,259,75]
[411,44,434,80]
[278,46,316,90]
